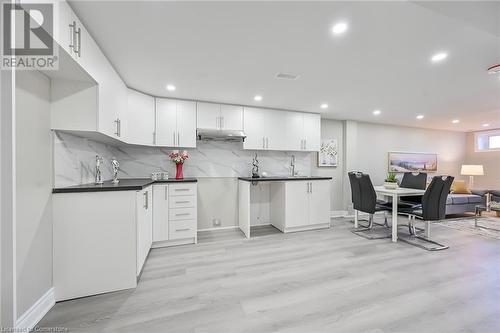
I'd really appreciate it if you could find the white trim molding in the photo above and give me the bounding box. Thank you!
[15,288,55,331]
[330,210,348,218]
[197,225,239,232]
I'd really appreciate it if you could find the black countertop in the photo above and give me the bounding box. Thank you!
[53,178,197,193]
[238,176,332,182]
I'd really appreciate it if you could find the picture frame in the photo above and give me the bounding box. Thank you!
[388,152,438,173]
[318,139,338,167]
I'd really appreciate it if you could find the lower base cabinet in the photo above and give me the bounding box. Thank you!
[152,183,198,248]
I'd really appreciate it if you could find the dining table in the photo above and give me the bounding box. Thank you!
[354,186,426,242]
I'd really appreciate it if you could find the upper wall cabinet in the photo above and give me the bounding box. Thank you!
[156,99,196,148]
[244,108,320,152]
[127,89,155,146]
[243,107,286,150]
[197,102,243,131]
[50,0,128,142]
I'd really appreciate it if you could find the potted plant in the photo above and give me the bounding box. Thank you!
[384,172,399,189]
[169,150,189,179]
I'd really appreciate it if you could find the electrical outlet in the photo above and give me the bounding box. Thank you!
[212,218,221,227]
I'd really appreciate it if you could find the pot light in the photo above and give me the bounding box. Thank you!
[452,119,460,124]
[373,110,381,116]
[332,22,348,35]
[254,95,262,101]
[431,52,448,63]
[320,103,329,109]
[482,123,490,127]
[166,84,176,91]
[416,115,424,120]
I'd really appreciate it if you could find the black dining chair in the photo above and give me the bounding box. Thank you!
[399,172,427,206]
[348,172,392,239]
[399,175,454,251]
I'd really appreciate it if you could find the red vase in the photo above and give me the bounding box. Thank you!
[175,163,184,179]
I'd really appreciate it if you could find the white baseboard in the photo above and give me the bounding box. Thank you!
[331,210,348,218]
[16,287,55,331]
[198,225,239,232]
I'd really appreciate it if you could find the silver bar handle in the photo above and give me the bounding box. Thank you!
[175,213,190,216]
[221,116,224,129]
[118,119,121,137]
[173,132,176,146]
[306,182,309,193]
[165,186,168,200]
[153,132,156,145]
[143,191,148,209]
[266,137,269,149]
[69,21,76,50]
[176,228,191,232]
[114,118,119,136]
[176,200,190,204]
[310,182,312,193]
[216,116,219,129]
[304,139,306,150]
[177,132,180,147]
[175,188,190,191]
[74,27,81,57]
[262,137,265,149]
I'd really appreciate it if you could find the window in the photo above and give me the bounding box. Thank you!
[475,130,500,152]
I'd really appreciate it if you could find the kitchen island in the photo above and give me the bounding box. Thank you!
[238,177,332,238]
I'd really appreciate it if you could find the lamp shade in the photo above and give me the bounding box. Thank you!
[461,165,484,176]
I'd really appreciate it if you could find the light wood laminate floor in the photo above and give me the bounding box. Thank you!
[39,217,500,332]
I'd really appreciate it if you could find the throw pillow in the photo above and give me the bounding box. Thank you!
[450,180,472,194]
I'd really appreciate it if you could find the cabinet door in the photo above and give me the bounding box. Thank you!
[197,102,220,130]
[266,110,287,150]
[127,89,155,145]
[152,185,169,242]
[243,107,266,150]
[285,181,309,228]
[308,181,331,225]
[303,113,321,151]
[144,188,153,251]
[136,189,147,275]
[176,100,197,148]
[285,112,304,151]
[220,105,243,130]
[156,98,177,146]
[54,0,74,56]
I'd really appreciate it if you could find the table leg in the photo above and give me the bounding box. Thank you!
[392,194,398,242]
[354,209,359,228]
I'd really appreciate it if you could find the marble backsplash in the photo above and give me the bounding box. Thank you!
[54,131,313,187]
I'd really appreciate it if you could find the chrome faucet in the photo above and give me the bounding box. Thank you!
[95,155,103,184]
[290,155,296,177]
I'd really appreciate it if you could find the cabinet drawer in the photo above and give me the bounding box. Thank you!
[169,196,196,209]
[169,207,197,221]
[169,220,197,240]
[169,183,197,196]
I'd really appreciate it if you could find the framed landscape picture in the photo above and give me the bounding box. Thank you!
[318,139,338,167]
[388,152,438,173]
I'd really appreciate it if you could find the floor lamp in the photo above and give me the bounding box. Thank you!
[460,165,484,189]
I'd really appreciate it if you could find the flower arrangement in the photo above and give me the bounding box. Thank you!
[169,150,189,164]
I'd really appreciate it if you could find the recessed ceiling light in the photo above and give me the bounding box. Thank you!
[254,95,262,101]
[482,123,490,127]
[431,52,448,63]
[332,22,348,35]
[373,110,381,116]
[452,119,460,124]
[166,84,176,91]
[416,115,424,120]
[320,103,329,109]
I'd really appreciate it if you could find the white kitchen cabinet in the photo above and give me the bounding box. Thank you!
[286,112,305,151]
[281,180,331,232]
[303,113,321,151]
[152,182,198,247]
[53,191,138,301]
[197,102,243,130]
[197,102,221,130]
[152,185,169,242]
[127,89,156,145]
[243,107,286,150]
[266,110,287,150]
[220,105,244,130]
[136,187,153,276]
[156,99,196,148]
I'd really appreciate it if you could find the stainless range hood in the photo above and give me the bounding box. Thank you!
[197,129,246,142]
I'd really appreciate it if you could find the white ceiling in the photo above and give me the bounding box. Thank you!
[70,0,500,132]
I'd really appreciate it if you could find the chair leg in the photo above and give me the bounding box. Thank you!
[399,218,448,251]
[352,213,391,240]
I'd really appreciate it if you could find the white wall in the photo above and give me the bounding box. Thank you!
[465,131,500,189]
[15,71,53,318]
[311,119,344,211]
